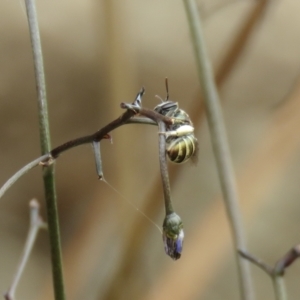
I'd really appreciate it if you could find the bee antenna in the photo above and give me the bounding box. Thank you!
[165,77,169,101]
[155,95,164,103]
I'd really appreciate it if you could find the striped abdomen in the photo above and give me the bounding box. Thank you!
[166,135,197,163]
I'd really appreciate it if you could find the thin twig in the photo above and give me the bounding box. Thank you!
[238,250,273,276]
[0,107,158,202]
[239,249,289,300]
[157,121,184,260]
[50,104,177,158]
[4,199,47,300]
[182,1,253,299]
[24,0,65,299]
[158,121,174,215]
[0,154,50,200]
[128,117,156,126]
[50,109,136,158]
[274,245,300,275]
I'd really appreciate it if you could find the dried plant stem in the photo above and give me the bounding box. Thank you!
[5,199,47,300]
[239,250,288,300]
[182,1,253,299]
[24,0,65,299]
[238,250,273,275]
[0,115,155,201]
[158,121,174,215]
[102,3,269,297]
[0,154,50,200]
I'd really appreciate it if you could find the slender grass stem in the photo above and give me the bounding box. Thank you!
[24,0,65,299]
[24,0,49,152]
[182,1,254,299]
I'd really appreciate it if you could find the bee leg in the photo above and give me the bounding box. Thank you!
[158,125,194,137]
[173,125,194,136]
[158,131,176,138]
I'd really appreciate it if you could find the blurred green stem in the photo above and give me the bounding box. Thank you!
[24,0,66,299]
[182,1,254,299]
[273,276,287,300]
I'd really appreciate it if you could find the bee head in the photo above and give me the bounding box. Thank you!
[154,101,178,115]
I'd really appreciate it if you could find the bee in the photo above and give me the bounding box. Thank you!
[154,79,198,164]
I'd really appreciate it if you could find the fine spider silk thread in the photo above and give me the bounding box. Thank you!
[100,177,162,234]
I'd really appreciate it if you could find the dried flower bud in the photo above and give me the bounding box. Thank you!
[162,213,184,260]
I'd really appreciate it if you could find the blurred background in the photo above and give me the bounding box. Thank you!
[1,0,300,299]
